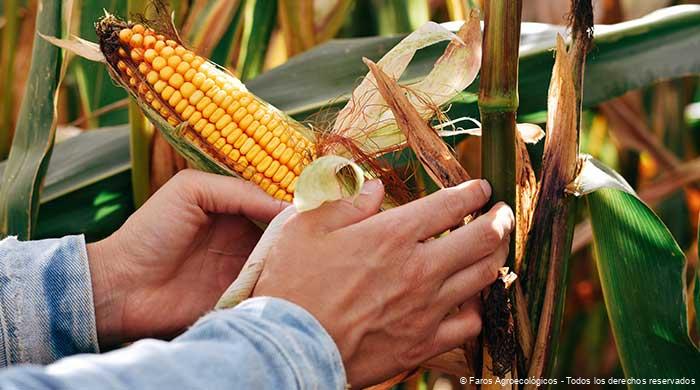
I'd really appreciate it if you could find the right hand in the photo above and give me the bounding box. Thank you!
[253,179,514,388]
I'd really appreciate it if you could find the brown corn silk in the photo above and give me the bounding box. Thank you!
[95,15,316,202]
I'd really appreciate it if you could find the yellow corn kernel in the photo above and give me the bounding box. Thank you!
[152,56,167,71]
[210,108,225,124]
[176,61,190,75]
[273,165,289,182]
[215,114,231,130]
[227,128,243,144]
[196,97,212,112]
[202,102,217,119]
[239,115,254,131]
[202,123,216,138]
[239,138,256,155]
[160,46,175,59]
[184,68,197,81]
[182,106,195,120]
[143,35,156,49]
[194,118,208,132]
[188,112,203,127]
[161,86,175,101]
[119,28,133,43]
[257,156,273,173]
[233,133,249,149]
[130,33,143,47]
[169,91,183,108]
[264,161,280,178]
[221,122,236,137]
[167,55,181,68]
[265,137,281,154]
[188,90,205,105]
[228,149,241,162]
[267,184,279,196]
[160,66,174,81]
[174,99,188,114]
[154,80,167,93]
[274,189,287,200]
[169,73,184,89]
[146,71,159,85]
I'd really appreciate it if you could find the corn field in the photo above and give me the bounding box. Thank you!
[1,0,700,388]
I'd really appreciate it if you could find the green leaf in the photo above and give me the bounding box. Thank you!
[71,0,128,128]
[182,0,242,56]
[0,125,132,241]
[0,0,65,239]
[582,157,700,382]
[236,0,276,81]
[248,5,700,121]
[372,0,430,36]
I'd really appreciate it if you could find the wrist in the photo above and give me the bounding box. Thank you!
[86,238,126,348]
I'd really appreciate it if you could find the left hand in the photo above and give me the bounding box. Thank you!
[87,169,287,348]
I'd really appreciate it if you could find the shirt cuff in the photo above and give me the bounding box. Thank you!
[185,296,347,389]
[0,235,99,367]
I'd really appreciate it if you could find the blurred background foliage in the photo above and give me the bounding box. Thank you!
[1,0,700,388]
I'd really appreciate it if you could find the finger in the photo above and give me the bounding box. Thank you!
[170,169,288,223]
[428,302,482,357]
[369,179,491,240]
[298,179,385,232]
[424,202,514,277]
[436,239,509,309]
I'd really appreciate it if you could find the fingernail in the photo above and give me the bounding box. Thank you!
[361,179,382,194]
[479,179,492,198]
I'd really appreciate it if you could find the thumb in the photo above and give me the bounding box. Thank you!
[216,205,297,309]
[301,179,385,232]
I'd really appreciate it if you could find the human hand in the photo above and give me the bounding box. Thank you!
[253,179,514,387]
[87,169,287,348]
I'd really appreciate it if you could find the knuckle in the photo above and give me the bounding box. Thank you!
[479,257,501,281]
[394,343,428,370]
[479,223,504,249]
[440,188,468,224]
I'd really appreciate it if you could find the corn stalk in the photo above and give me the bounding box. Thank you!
[522,0,593,383]
[478,1,522,382]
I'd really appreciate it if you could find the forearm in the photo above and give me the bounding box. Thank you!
[0,235,99,366]
[0,297,346,389]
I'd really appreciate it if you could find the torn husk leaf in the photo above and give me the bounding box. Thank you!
[365,58,471,189]
[293,155,365,212]
[566,154,636,197]
[332,13,482,155]
[38,33,107,62]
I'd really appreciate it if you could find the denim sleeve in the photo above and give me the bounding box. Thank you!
[0,297,347,389]
[0,235,99,367]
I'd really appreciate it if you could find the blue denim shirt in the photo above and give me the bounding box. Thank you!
[0,235,347,389]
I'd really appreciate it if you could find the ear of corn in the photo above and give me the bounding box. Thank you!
[96,17,315,202]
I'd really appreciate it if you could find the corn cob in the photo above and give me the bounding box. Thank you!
[96,17,315,202]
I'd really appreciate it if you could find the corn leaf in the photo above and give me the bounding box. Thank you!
[235,0,276,81]
[0,125,131,241]
[579,157,700,383]
[71,0,128,128]
[249,5,700,120]
[0,0,65,239]
[182,0,242,56]
[372,0,430,35]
